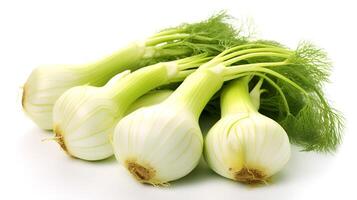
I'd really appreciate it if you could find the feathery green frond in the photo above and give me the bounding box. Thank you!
[148,11,248,62]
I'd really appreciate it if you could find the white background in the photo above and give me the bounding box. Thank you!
[1,0,356,199]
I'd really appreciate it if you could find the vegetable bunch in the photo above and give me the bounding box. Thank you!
[22,13,343,186]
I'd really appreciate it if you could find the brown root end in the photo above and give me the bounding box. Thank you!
[53,125,68,153]
[234,167,266,184]
[125,160,156,184]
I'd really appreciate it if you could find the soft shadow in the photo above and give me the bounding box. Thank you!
[94,156,116,164]
[20,127,60,161]
[199,112,220,135]
[171,145,336,188]
[20,127,122,193]
[21,123,337,190]
[172,158,218,187]
[271,145,336,184]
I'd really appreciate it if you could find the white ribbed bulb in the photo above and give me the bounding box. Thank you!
[205,113,290,183]
[23,65,90,130]
[112,69,224,185]
[204,78,291,183]
[53,85,122,160]
[113,104,203,185]
[22,42,148,130]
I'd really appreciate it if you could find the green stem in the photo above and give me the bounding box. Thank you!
[221,48,291,63]
[200,48,291,69]
[220,61,308,115]
[191,35,215,41]
[105,53,213,112]
[222,63,308,97]
[108,63,172,111]
[83,42,148,86]
[252,68,308,95]
[223,71,254,81]
[192,43,223,52]
[169,69,196,82]
[223,52,290,66]
[250,72,290,114]
[217,43,286,57]
[249,78,264,110]
[150,29,183,38]
[222,61,288,77]
[155,47,192,58]
[178,57,213,70]
[164,69,224,120]
[145,33,190,46]
[221,77,257,117]
[176,53,208,64]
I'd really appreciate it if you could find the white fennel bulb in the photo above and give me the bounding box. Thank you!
[113,69,224,184]
[114,103,202,185]
[23,42,148,130]
[52,71,130,160]
[204,78,291,183]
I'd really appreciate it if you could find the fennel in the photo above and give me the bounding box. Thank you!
[53,54,211,161]
[23,13,243,130]
[113,41,342,185]
[204,77,290,183]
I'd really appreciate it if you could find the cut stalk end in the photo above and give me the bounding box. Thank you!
[125,160,168,186]
[53,125,69,154]
[233,167,267,184]
[126,160,154,182]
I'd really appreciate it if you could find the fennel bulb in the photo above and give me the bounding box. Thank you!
[204,78,290,183]
[23,42,145,130]
[113,69,224,184]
